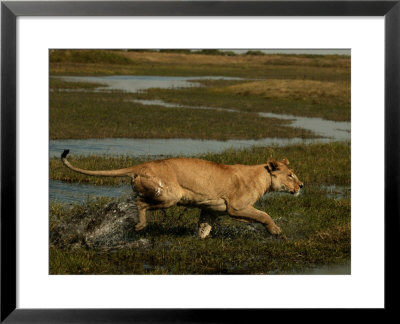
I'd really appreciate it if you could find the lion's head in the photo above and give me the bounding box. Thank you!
[265,158,303,196]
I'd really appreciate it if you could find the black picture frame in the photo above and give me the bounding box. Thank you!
[1,0,399,322]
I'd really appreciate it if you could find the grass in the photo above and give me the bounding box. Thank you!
[49,50,351,122]
[48,50,351,274]
[214,79,350,107]
[49,142,351,187]
[111,50,350,70]
[50,87,317,140]
[50,78,106,90]
[50,49,133,65]
[50,50,350,82]
[133,79,350,121]
[49,186,350,274]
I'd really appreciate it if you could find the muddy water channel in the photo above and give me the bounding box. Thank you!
[51,75,350,203]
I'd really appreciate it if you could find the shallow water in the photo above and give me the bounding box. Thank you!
[55,75,242,93]
[49,137,331,158]
[322,185,351,199]
[50,179,132,204]
[258,112,350,141]
[50,178,349,205]
[299,263,351,275]
[132,98,351,141]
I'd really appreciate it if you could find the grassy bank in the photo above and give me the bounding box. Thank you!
[49,186,350,274]
[50,142,350,186]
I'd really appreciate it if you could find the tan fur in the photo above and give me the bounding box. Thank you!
[62,153,303,238]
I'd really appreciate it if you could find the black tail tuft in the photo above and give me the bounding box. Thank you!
[61,149,70,159]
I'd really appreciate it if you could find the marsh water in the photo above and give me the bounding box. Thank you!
[54,75,242,93]
[51,75,350,203]
[50,137,334,158]
[50,180,132,204]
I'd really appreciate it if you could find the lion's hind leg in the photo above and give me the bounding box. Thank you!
[135,196,182,231]
[135,197,149,231]
[132,175,182,231]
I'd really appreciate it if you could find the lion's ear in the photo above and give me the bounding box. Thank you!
[281,158,289,166]
[265,159,279,172]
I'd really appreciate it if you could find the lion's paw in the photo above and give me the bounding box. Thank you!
[135,223,147,231]
[198,223,212,239]
[267,224,282,235]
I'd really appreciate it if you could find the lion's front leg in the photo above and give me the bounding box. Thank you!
[227,205,282,235]
[198,211,215,239]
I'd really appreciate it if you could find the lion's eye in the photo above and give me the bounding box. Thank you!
[289,174,293,178]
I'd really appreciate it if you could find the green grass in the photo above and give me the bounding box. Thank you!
[49,187,350,274]
[49,50,350,123]
[50,78,106,90]
[50,62,350,82]
[48,50,351,274]
[50,89,316,140]
[132,79,350,121]
[50,142,351,187]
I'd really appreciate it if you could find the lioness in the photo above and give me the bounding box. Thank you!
[61,150,303,238]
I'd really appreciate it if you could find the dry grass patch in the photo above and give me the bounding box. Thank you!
[120,51,350,68]
[50,50,350,82]
[216,79,350,106]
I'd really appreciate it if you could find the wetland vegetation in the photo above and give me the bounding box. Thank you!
[49,142,350,274]
[49,89,316,140]
[49,49,351,274]
[50,49,350,81]
[50,190,350,274]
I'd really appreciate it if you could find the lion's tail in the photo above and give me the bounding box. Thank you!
[61,149,136,177]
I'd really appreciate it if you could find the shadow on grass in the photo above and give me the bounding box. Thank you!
[139,223,197,238]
